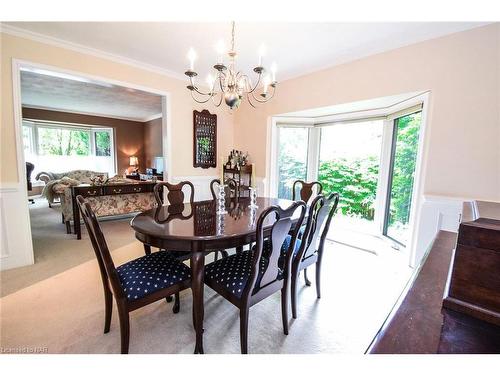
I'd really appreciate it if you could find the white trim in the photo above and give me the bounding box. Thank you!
[22,104,160,123]
[1,24,186,81]
[143,113,163,123]
[406,92,431,267]
[10,58,172,269]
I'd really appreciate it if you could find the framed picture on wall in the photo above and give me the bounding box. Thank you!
[193,109,217,168]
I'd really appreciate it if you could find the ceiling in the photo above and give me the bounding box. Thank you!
[21,69,162,121]
[5,22,489,84]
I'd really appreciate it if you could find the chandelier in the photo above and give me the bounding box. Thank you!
[184,21,278,110]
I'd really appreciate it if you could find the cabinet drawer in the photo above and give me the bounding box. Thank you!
[103,185,149,195]
[76,187,102,197]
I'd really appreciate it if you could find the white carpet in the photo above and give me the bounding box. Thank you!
[0,198,412,353]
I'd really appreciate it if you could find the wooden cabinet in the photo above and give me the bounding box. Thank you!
[443,201,500,326]
[223,164,253,198]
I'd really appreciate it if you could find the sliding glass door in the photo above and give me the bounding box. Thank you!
[383,112,422,246]
[318,120,383,227]
[273,107,423,250]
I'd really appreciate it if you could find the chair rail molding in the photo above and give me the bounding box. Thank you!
[0,183,35,270]
[170,175,267,202]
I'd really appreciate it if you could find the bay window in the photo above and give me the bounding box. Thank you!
[23,121,116,180]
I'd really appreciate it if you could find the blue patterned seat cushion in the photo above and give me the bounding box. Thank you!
[117,251,191,301]
[205,251,283,299]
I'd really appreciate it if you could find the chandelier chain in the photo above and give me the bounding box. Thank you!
[231,21,235,52]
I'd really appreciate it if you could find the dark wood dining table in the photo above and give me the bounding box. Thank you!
[130,196,300,353]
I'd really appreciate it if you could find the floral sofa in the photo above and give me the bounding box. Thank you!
[40,170,109,205]
[40,170,156,233]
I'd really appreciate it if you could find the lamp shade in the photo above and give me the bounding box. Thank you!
[129,156,138,166]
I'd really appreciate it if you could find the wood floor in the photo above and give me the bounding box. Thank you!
[368,230,500,354]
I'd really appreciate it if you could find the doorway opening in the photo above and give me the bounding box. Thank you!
[3,59,171,295]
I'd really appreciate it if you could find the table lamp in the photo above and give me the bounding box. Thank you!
[129,156,139,174]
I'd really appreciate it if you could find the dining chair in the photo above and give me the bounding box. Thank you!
[290,180,324,285]
[209,178,238,200]
[290,192,339,319]
[144,181,196,255]
[210,178,239,260]
[292,180,323,203]
[204,201,306,353]
[76,195,191,354]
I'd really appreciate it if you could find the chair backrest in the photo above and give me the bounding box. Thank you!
[292,180,323,203]
[153,203,194,223]
[26,162,34,190]
[243,201,306,300]
[296,192,339,262]
[154,181,195,206]
[76,195,125,299]
[210,178,238,200]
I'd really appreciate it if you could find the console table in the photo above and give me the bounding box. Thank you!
[71,181,158,240]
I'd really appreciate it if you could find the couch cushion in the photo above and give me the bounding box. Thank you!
[117,251,190,301]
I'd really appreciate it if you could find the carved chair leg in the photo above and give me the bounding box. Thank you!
[65,221,71,234]
[117,304,130,354]
[173,292,180,314]
[104,288,113,334]
[315,262,322,299]
[166,295,173,303]
[304,268,312,286]
[281,285,289,335]
[143,244,151,255]
[291,272,298,319]
[240,307,249,354]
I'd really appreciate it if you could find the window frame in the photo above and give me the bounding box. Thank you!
[269,97,428,265]
[22,120,116,175]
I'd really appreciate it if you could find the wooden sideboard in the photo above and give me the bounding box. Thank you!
[71,181,158,240]
[443,201,500,325]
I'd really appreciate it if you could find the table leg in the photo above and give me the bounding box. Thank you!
[190,250,205,354]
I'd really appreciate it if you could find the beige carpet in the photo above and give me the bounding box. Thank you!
[0,198,412,354]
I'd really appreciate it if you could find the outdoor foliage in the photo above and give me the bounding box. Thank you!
[277,113,421,225]
[38,127,90,156]
[318,157,379,220]
[95,131,111,156]
[387,113,420,226]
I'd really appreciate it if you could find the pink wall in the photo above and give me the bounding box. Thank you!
[234,24,500,201]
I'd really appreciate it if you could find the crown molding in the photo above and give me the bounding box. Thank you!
[0,23,186,82]
[22,104,158,123]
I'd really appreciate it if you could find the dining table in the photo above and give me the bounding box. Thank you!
[130,196,302,353]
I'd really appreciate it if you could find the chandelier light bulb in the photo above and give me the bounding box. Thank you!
[263,75,271,94]
[215,40,226,63]
[206,74,215,88]
[258,44,266,67]
[187,48,197,71]
[184,22,277,109]
[271,62,277,82]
